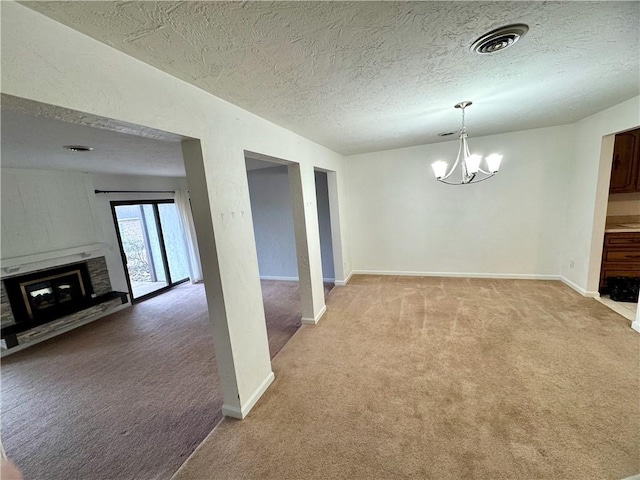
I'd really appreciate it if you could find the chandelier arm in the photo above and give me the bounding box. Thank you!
[436,172,496,185]
[478,166,492,175]
[471,172,496,183]
[440,133,465,181]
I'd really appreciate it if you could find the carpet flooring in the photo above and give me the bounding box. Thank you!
[173,276,640,480]
[1,280,313,480]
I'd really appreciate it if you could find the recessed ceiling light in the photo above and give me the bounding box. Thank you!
[63,145,93,152]
[438,132,456,137]
[471,24,529,54]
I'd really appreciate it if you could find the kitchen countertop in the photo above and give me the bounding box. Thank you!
[604,215,640,233]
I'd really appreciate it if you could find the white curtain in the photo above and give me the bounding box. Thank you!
[174,190,203,283]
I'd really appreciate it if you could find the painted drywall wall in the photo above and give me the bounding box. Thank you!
[246,167,335,281]
[1,1,349,414]
[1,168,103,259]
[91,173,189,293]
[560,96,640,294]
[346,125,573,277]
[247,166,298,279]
[607,193,640,216]
[315,170,335,280]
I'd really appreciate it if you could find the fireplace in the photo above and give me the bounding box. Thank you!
[4,262,94,327]
[1,256,128,353]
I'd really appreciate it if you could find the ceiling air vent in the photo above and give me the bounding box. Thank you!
[471,24,529,54]
[63,145,93,152]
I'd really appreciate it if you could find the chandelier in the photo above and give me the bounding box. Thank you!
[431,101,502,185]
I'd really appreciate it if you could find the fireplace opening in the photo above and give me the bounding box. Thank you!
[21,269,87,321]
[4,262,94,327]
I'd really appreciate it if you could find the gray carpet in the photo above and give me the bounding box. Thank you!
[1,280,316,480]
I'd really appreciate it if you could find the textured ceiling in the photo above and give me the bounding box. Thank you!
[1,109,186,177]
[22,1,640,155]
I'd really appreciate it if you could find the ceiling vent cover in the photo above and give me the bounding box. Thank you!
[471,24,529,54]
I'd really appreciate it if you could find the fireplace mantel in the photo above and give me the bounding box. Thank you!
[1,243,108,279]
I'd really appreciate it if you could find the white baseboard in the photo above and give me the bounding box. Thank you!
[260,276,335,283]
[335,271,354,286]
[221,371,275,419]
[559,276,600,297]
[352,270,561,281]
[631,320,640,333]
[301,304,327,325]
[260,275,298,282]
[1,302,131,358]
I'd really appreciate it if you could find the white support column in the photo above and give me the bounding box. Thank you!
[288,163,327,324]
[182,140,274,419]
[326,170,346,285]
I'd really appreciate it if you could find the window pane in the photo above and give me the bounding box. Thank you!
[115,204,168,299]
[158,203,190,283]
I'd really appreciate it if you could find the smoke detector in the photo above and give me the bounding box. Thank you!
[471,24,529,54]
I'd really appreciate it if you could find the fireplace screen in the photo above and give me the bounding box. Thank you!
[21,270,86,320]
[3,262,93,325]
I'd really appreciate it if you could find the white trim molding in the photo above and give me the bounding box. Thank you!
[260,275,336,283]
[221,371,275,419]
[1,243,108,278]
[301,304,327,325]
[335,270,353,286]
[352,270,561,281]
[560,276,600,297]
[259,275,299,282]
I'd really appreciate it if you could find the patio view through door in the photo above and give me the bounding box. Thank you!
[112,200,190,302]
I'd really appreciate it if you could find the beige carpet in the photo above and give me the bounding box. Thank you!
[173,275,640,480]
[1,280,309,480]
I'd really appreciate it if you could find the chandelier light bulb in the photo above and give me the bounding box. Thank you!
[486,154,503,173]
[431,161,448,179]
[465,154,482,174]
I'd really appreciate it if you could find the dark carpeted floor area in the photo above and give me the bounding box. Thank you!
[1,280,316,480]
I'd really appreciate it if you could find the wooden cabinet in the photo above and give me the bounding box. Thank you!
[610,128,640,194]
[599,232,640,291]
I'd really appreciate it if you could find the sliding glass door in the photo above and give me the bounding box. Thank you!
[112,200,189,302]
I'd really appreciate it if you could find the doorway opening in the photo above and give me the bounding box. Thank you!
[245,154,303,357]
[314,169,336,298]
[594,127,640,322]
[112,200,190,302]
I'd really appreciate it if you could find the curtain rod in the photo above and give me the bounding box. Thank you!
[94,189,176,194]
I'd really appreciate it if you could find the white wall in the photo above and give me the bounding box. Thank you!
[560,96,640,294]
[247,166,298,279]
[346,125,573,277]
[91,173,188,292]
[246,167,335,281]
[0,167,189,295]
[1,1,349,414]
[314,170,335,280]
[1,168,102,259]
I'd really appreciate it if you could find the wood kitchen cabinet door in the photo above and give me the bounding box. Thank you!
[610,129,640,194]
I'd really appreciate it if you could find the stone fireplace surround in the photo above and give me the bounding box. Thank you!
[1,247,128,356]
